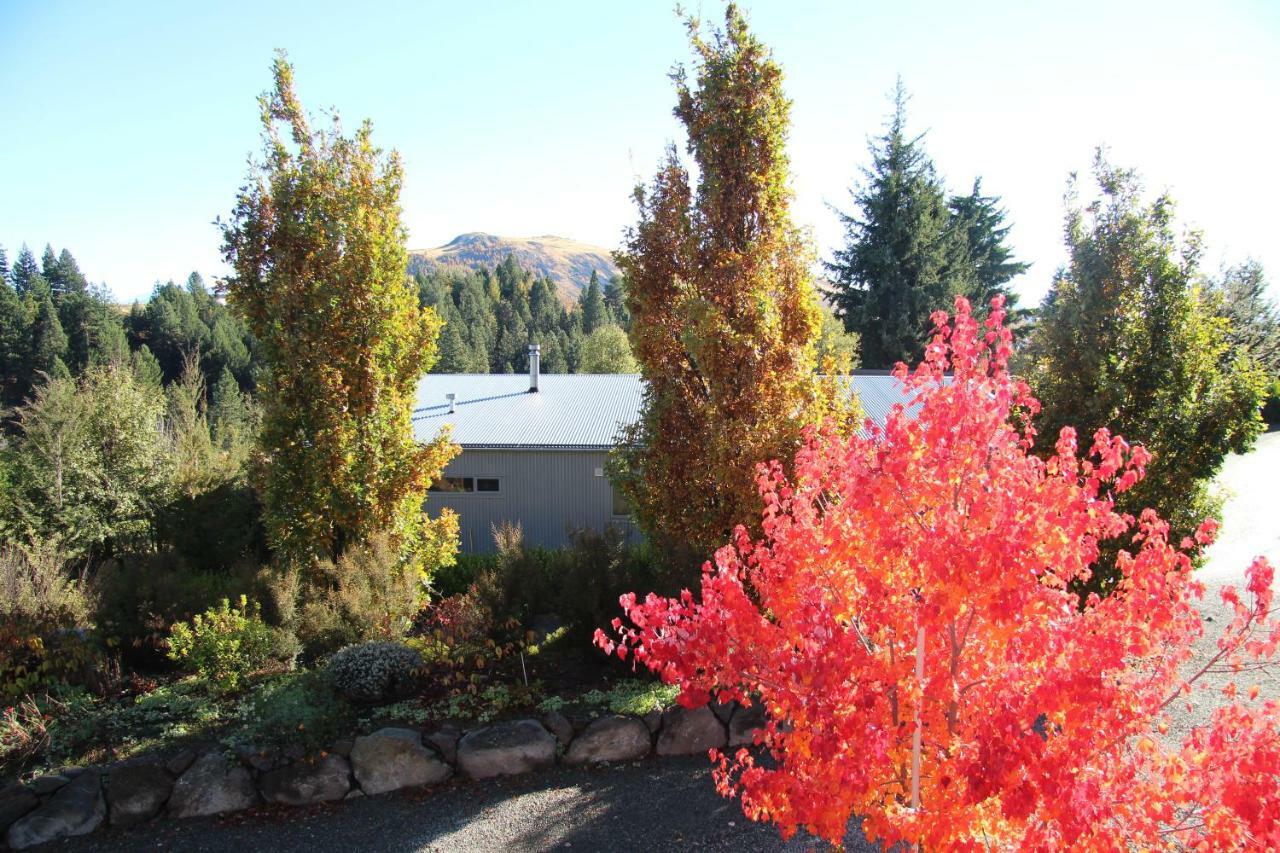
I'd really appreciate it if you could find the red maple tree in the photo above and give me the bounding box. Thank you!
[597,296,1280,849]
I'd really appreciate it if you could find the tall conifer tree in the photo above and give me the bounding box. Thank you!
[11,245,46,298]
[827,80,971,368]
[948,179,1029,319]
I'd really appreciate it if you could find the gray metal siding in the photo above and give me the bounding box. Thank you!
[426,449,640,554]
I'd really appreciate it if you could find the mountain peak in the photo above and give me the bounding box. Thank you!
[409,233,619,305]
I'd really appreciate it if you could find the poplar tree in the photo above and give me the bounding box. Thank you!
[615,6,852,556]
[220,53,457,573]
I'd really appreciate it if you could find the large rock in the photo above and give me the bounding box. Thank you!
[26,774,70,796]
[541,711,574,747]
[168,753,258,819]
[107,762,173,827]
[0,786,40,834]
[350,728,451,795]
[564,716,651,765]
[164,748,197,777]
[656,705,726,756]
[260,754,351,805]
[424,723,462,764]
[728,702,768,747]
[6,771,104,850]
[456,719,556,780]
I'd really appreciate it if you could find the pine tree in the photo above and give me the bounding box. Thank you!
[0,246,9,286]
[221,52,458,571]
[40,246,59,292]
[615,6,852,556]
[1214,259,1280,376]
[209,365,250,449]
[44,247,88,299]
[0,276,29,408]
[11,245,47,298]
[948,179,1029,319]
[827,80,971,368]
[130,344,164,389]
[579,270,607,334]
[27,294,68,384]
[434,312,472,373]
[604,275,630,329]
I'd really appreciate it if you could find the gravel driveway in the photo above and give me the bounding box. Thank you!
[50,432,1279,853]
[54,756,877,852]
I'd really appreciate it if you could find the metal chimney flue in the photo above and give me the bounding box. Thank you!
[528,343,541,392]
[446,393,456,414]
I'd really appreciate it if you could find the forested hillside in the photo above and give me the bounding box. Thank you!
[0,242,644,410]
[409,233,620,307]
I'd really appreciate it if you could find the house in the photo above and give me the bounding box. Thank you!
[413,345,916,553]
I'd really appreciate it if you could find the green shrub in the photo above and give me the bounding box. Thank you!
[228,670,352,754]
[95,550,262,667]
[167,596,274,693]
[267,532,428,659]
[579,679,678,716]
[466,527,687,639]
[326,641,424,705]
[154,480,267,574]
[1263,377,1280,426]
[0,544,99,702]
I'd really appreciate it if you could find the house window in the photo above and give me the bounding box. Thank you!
[611,484,632,517]
[430,477,501,494]
[431,477,474,493]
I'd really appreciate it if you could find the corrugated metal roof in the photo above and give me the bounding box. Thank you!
[413,372,917,449]
[414,374,644,449]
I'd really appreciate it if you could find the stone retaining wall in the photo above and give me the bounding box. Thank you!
[0,702,767,850]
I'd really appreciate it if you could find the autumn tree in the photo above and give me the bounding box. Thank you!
[599,297,1280,850]
[220,53,457,574]
[614,6,853,557]
[1027,153,1266,593]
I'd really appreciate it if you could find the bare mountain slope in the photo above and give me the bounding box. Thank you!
[409,233,619,306]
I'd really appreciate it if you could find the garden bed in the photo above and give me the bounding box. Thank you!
[0,676,755,850]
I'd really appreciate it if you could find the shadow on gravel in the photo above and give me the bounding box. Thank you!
[54,756,880,853]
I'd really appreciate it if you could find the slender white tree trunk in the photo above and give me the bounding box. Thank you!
[911,624,924,812]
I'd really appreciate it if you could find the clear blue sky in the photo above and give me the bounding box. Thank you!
[2,0,1277,305]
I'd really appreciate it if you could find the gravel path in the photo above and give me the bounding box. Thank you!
[1167,428,1280,743]
[55,756,877,852]
[49,432,1279,852]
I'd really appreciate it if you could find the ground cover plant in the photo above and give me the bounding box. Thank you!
[598,296,1280,850]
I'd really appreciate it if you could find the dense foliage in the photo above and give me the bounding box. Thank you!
[219,53,458,572]
[1027,153,1266,593]
[1,365,171,562]
[419,263,637,374]
[599,296,1280,849]
[167,595,276,693]
[828,80,1028,368]
[615,6,856,557]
